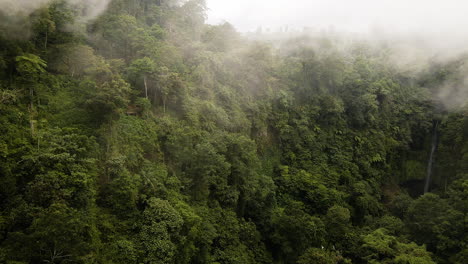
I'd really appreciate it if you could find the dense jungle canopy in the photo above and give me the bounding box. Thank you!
[0,0,466,263]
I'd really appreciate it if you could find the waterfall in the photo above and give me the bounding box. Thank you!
[424,120,439,194]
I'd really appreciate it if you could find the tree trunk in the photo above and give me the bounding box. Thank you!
[44,30,48,50]
[144,76,148,98]
[29,86,34,136]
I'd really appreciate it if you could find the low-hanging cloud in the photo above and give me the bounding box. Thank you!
[0,0,51,16]
[435,62,468,111]
[0,0,111,22]
[206,0,468,111]
[68,0,112,22]
[0,0,111,39]
[206,0,468,57]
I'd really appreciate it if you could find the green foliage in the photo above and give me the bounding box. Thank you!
[297,248,349,264]
[0,1,466,264]
[362,228,436,264]
[405,193,466,261]
[270,201,326,262]
[139,198,183,263]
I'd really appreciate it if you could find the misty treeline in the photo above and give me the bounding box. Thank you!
[0,0,466,263]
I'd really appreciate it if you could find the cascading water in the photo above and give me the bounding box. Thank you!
[424,120,440,194]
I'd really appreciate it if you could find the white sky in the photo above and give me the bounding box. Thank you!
[206,0,468,34]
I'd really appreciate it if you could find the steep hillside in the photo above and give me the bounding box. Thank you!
[0,1,466,263]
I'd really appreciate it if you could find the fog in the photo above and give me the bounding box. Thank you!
[207,0,468,33]
[0,0,111,39]
[0,0,110,21]
[0,0,465,109]
[207,0,468,109]
[205,0,468,69]
[206,0,468,56]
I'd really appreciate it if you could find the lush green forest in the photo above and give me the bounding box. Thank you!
[0,0,467,263]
